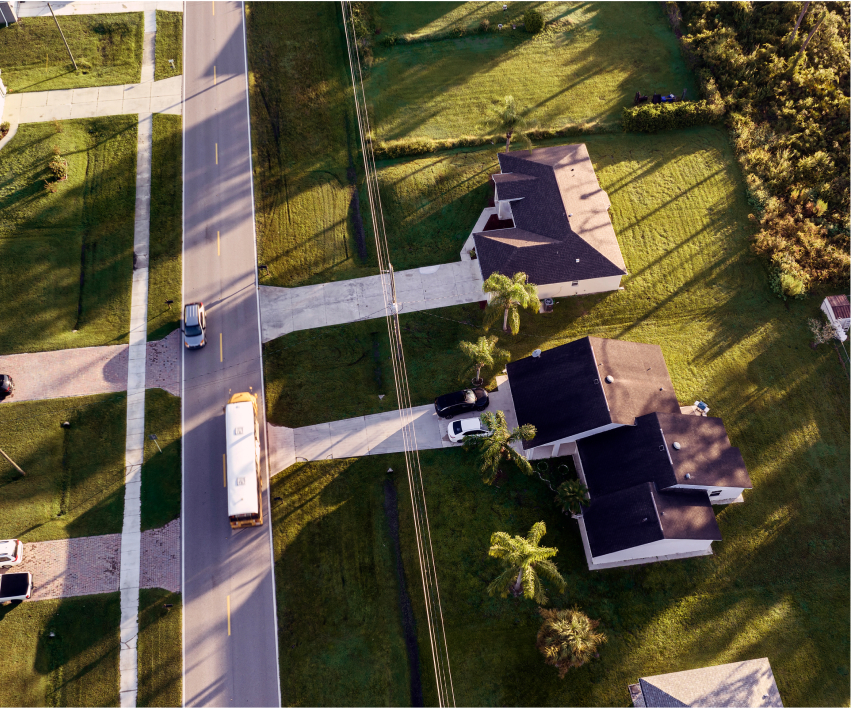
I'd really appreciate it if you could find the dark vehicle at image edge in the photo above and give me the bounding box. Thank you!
[434,387,489,419]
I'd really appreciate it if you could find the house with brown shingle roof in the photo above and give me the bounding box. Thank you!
[468,144,627,298]
[821,294,850,342]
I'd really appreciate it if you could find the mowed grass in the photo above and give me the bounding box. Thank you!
[0,14,142,92]
[0,394,127,542]
[266,128,849,705]
[137,589,182,707]
[140,388,181,532]
[0,117,137,354]
[366,2,697,141]
[0,594,120,707]
[246,1,375,287]
[154,11,183,82]
[147,113,183,342]
[270,458,412,706]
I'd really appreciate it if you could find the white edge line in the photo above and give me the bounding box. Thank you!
[240,3,283,706]
[180,3,187,707]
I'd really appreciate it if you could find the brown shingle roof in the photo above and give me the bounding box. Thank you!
[826,294,850,320]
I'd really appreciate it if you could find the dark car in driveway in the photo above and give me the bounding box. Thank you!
[434,387,489,418]
[0,375,13,400]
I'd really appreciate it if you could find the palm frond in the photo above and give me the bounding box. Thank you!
[527,521,547,545]
[535,559,567,594]
[486,566,518,598]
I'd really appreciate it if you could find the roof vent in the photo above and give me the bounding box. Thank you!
[605,375,613,383]
[658,445,664,452]
[532,349,542,358]
[641,517,648,523]
[673,441,681,450]
[685,473,691,479]
[576,258,580,263]
[568,213,573,217]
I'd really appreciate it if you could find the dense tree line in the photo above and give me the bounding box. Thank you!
[675,1,849,296]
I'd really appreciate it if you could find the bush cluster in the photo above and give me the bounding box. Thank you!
[523,9,544,34]
[621,100,721,132]
[673,1,850,293]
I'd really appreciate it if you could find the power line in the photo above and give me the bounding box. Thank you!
[341,4,456,706]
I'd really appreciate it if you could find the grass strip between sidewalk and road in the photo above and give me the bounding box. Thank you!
[0,13,143,93]
[0,394,127,543]
[0,593,120,707]
[147,113,183,342]
[140,388,181,532]
[154,11,183,82]
[0,116,137,354]
[137,589,182,708]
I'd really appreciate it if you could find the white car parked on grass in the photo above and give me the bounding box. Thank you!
[0,539,22,568]
[447,416,493,444]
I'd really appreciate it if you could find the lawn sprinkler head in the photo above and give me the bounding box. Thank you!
[61,421,70,429]
[168,59,175,69]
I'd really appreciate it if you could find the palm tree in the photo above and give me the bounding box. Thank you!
[459,335,510,385]
[536,606,607,677]
[483,272,539,335]
[482,95,532,153]
[555,480,589,516]
[487,521,566,605]
[463,410,536,485]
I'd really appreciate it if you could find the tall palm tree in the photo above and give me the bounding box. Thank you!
[536,606,607,677]
[459,335,510,385]
[483,272,539,335]
[487,521,566,605]
[463,410,536,485]
[555,480,589,516]
[482,95,532,152]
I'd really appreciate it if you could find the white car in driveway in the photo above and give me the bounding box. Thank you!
[0,539,22,568]
[447,416,493,444]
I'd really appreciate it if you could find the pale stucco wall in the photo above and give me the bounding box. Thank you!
[592,537,714,565]
[537,274,623,299]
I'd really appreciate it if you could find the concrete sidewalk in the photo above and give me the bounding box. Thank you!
[15,1,182,15]
[260,260,485,342]
[267,375,519,474]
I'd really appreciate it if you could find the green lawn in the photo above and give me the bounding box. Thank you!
[0,593,120,707]
[246,1,375,288]
[270,458,412,706]
[154,11,183,82]
[147,113,183,342]
[266,126,849,706]
[0,394,127,542]
[0,117,137,354]
[366,2,697,141]
[140,389,181,532]
[137,589,182,707]
[0,14,142,93]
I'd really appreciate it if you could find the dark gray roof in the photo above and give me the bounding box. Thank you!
[582,482,720,557]
[638,658,783,707]
[472,144,627,285]
[506,337,680,449]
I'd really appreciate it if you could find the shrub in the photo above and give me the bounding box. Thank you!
[479,18,490,33]
[524,9,544,34]
[808,317,838,346]
[381,32,397,47]
[621,100,719,132]
[0,121,10,138]
[536,606,606,677]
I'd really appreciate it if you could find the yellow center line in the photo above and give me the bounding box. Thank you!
[226,595,231,636]
[215,143,218,165]
[219,332,223,362]
[213,65,216,85]
[211,1,214,15]
[217,230,220,256]
[223,454,226,487]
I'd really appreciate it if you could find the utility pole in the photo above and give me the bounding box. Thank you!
[0,447,26,476]
[47,2,77,71]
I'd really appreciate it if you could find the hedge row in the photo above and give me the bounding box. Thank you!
[372,123,617,160]
[621,100,723,133]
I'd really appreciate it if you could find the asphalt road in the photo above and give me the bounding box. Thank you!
[181,3,280,706]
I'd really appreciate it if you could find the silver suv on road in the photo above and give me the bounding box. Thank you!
[183,303,207,349]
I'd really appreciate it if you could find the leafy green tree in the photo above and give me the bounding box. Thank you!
[487,521,566,605]
[459,335,510,385]
[536,606,606,677]
[482,95,532,152]
[463,410,536,485]
[482,272,539,335]
[555,479,589,516]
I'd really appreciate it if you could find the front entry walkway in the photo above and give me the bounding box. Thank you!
[267,375,519,474]
[259,260,484,342]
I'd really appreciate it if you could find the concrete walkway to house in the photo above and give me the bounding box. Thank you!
[0,518,181,600]
[15,1,182,16]
[0,329,180,402]
[259,260,485,342]
[267,375,519,474]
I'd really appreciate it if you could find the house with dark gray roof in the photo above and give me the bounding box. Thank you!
[467,144,627,299]
[503,335,752,569]
[628,658,783,707]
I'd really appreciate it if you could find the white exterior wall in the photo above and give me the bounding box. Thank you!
[592,537,714,565]
[669,484,746,504]
[537,274,623,299]
[524,422,623,459]
[821,298,850,342]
